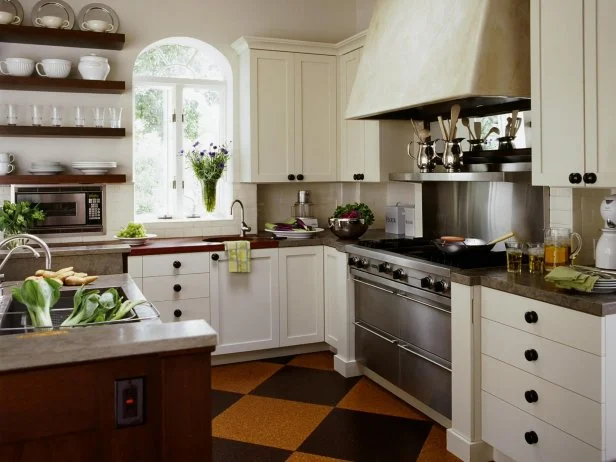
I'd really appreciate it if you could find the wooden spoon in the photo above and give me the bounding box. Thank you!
[419,128,431,142]
[438,115,449,141]
[488,231,515,246]
[462,117,474,140]
[474,121,482,140]
[410,118,421,140]
[449,104,461,140]
[511,110,519,136]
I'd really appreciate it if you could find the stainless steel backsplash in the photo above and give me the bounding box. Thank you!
[421,182,546,249]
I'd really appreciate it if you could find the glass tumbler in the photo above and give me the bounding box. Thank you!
[505,240,523,273]
[107,107,122,128]
[93,106,105,127]
[527,243,545,274]
[50,105,63,127]
[31,104,43,126]
[5,103,18,125]
[74,106,85,127]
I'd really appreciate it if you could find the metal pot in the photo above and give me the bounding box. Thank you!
[328,218,369,239]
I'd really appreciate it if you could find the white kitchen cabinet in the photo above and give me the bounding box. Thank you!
[323,246,347,351]
[233,37,337,183]
[338,47,412,182]
[279,246,324,347]
[532,0,616,187]
[127,255,143,290]
[209,248,280,355]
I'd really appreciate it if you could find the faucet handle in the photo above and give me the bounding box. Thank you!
[242,222,252,232]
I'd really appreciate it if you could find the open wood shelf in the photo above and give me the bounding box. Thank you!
[0,126,125,137]
[0,24,125,50]
[0,174,127,185]
[0,75,125,93]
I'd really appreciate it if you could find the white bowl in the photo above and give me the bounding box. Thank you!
[36,59,71,79]
[113,234,157,246]
[82,19,113,32]
[0,58,35,77]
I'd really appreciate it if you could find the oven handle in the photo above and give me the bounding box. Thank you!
[352,278,395,295]
[395,292,451,315]
[353,321,398,344]
[398,343,452,372]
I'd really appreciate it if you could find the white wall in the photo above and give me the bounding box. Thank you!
[1,0,361,241]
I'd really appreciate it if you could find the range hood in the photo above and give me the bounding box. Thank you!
[346,0,531,121]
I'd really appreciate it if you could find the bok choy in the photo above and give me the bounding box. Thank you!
[11,278,61,328]
[61,286,146,327]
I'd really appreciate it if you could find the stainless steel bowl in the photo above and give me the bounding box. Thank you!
[328,217,369,239]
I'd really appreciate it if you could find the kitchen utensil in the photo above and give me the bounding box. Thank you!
[488,231,515,245]
[1,0,23,25]
[77,3,120,33]
[505,240,523,273]
[410,118,421,140]
[78,54,110,80]
[497,136,516,150]
[474,121,482,140]
[513,117,522,137]
[433,237,496,255]
[596,194,616,269]
[419,128,431,142]
[505,117,512,137]
[328,217,368,239]
[4,103,18,125]
[467,139,485,153]
[36,59,71,78]
[449,104,461,140]
[407,140,437,172]
[437,115,449,141]
[32,0,74,29]
[0,11,20,24]
[441,137,464,172]
[484,126,500,139]
[0,58,34,76]
[510,110,519,135]
[462,117,473,140]
[30,104,43,126]
[34,15,68,28]
[544,227,582,270]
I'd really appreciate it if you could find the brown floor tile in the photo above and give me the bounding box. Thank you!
[213,395,332,451]
[212,361,283,394]
[286,452,349,462]
[287,352,334,371]
[337,377,431,421]
[416,425,462,462]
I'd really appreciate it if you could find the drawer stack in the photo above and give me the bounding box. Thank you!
[480,287,604,462]
[128,253,210,323]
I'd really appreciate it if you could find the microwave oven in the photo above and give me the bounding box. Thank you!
[14,185,104,235]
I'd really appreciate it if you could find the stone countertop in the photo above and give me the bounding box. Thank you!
[1,242,131,259]
[451,267,616,317]
[0,274,217,373]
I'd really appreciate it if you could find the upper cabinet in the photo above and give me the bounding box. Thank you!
[233,37,337,183]
[532,0,616,187]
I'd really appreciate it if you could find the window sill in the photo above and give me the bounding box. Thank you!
[138,215,234,226]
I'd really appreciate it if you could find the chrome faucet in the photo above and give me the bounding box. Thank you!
[0,234,52,283]
[230,200,251,238]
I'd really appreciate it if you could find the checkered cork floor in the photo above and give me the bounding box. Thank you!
[212,351,461,462]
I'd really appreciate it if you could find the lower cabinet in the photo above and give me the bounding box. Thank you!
[156,298,211,324]
[323,246,349,353]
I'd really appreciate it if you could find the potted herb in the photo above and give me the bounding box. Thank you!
[0,201,46,245]
[329,202,374,239]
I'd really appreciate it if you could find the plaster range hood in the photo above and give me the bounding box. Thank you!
[345,0,531,121]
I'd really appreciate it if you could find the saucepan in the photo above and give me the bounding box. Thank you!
[433,232,515,255]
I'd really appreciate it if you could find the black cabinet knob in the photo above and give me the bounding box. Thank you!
[569,172,582,184]
[524,390,539,403]
[524,431,539,445]
[583,172,597,184]
[173,309,182,318]
[173,260,181,269]
[353,174,358,180]
[358,173,365,180]
[297,174,304,181]
[288,174,295,181]
[524,311,538,324]
[173,284,182,292]
[524,349,539,361]
[212,253,219,261]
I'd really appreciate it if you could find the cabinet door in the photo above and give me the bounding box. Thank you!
[210,248,280,355]
[250,50,295,182]
[294,53,337,182]
[531,0,586,186]
[279,247,324,347]
[323,246,349,355]
[339,49,367,181]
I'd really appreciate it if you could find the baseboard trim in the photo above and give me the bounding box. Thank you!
[362,367,451,428]
[333,355,362,377]
[211,343,330,366]
[446,429,493,462]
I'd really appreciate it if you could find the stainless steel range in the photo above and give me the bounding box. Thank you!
[346,238,506,421]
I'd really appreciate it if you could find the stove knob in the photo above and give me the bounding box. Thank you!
[348,256,359,267]
[357,258,370,269]
[434,280,449,292]
[420,276,434,288]
[392,269,406,280]
[378,263,392,273]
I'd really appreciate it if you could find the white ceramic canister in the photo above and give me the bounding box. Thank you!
[385,203,408,235]
[78,54,110,80]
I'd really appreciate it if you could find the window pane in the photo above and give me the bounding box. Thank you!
[134,86,173,220]
[182,87,225,218]
[134,44,224,80]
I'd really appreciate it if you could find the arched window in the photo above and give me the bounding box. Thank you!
[133,37,232,220]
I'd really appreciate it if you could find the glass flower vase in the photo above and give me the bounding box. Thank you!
[201,179,218,213]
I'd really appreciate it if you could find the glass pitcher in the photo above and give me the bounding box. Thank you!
[544,227,582,271]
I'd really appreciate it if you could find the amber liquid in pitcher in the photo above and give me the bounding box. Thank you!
[544,244,570,270]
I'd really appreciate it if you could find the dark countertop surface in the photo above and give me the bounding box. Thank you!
[451,267,616,317]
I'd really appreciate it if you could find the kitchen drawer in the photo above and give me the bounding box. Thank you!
[481,287,602,355]
[482,354,602,449]
[482,391,600,462]
[354,321,399,386]
[127,256,143,278]
[142,274,209,302]
[482,318,602,402]
[155,298,210,324]
[142,253,209,277]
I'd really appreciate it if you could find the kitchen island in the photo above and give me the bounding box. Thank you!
[0,274,217,462]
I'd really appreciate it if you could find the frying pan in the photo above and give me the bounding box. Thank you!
[434,232,515,255]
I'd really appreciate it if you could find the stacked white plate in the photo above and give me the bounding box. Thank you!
[590,278,616,294]
[72,161,117,175]
[29,161,64,175]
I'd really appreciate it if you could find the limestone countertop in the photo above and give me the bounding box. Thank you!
[1,242,131,259]
[451,267,616,317]
[0,274,217,373]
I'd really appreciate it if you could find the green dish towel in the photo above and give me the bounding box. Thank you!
[545,266,599,292]
[225,241,251,273]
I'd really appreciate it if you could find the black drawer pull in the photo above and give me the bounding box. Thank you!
[173,284,182,292]
[358,173,364,180]
[524,431,538,445]
[211,253,219,261]
[524,390,539,403]
[173,260,181,269]
[569,172,582,184]
[288,174,295,181]
[297,173,304,181]
[524,349,538,362]
[524,311,538,324]
[173,309,182,318]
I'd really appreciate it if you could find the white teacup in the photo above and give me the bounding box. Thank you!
[82,19,113,32]
[36,59,71,79]
[0,58,34,77]
[0,163,15,175]
[0,153,15,163]
[34,15,70,29]
[0,11,21,25]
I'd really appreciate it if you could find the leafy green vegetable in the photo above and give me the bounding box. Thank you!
[0,200,46,234]
[61,286,146,327]
[11,278,61,328]
[332,202,375,226]
[117,222,147,238]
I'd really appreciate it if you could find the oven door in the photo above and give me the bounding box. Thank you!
[16,193,86,227]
